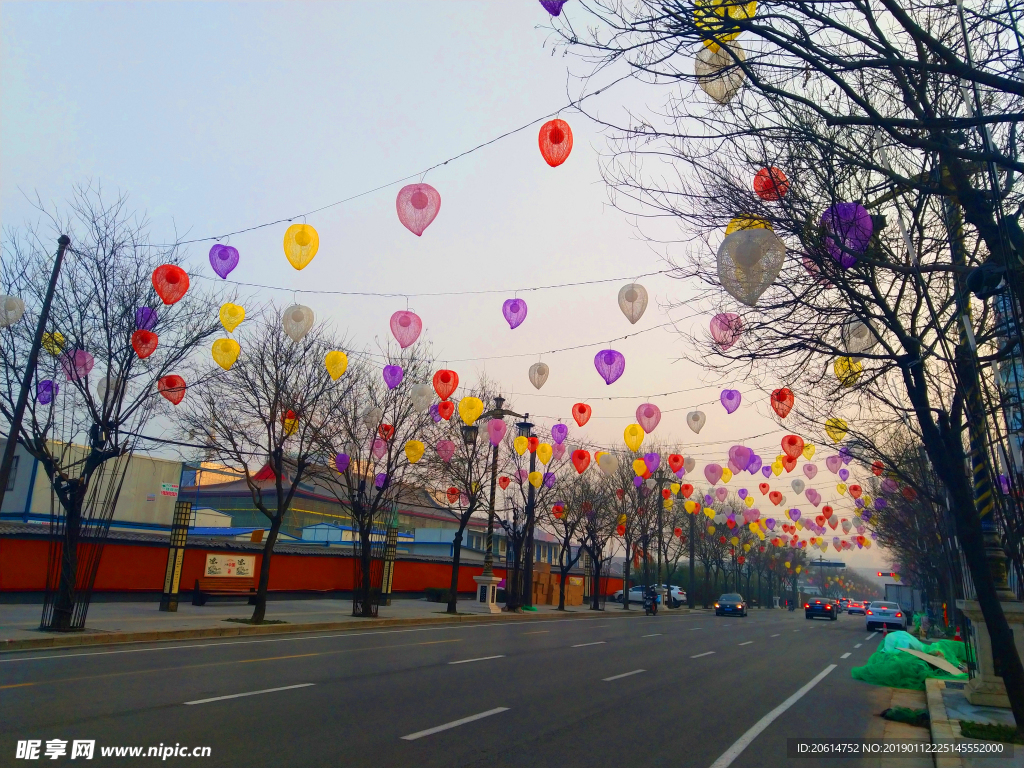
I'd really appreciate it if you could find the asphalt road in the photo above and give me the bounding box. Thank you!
[0,607,893,767]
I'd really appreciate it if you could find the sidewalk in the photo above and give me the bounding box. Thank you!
[1,597,675,653]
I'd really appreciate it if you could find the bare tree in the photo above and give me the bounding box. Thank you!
[543,469,599,610]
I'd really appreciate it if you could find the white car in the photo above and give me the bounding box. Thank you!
[612,584,687,607]
[865,601,907,631]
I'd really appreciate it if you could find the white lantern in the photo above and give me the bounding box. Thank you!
[96,376,120,406]
[528,362,549,390]
[716,229,787,306]
[695,41,746,104]
[684,456,696,473]
[842,318,877,355]
[410,383,433,411]
[282,304,314,342]
[791,479,805,494]
[617,283,648,324]
[362,406,383,430]
[0,295,25,327]
[598,453,620,476]
[686,410,707,434]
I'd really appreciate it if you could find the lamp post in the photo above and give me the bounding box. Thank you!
[680,486,696,609]
[516,415,537,610]
[652,467,670,608]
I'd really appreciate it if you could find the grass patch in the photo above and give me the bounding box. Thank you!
[959,721,1024,744]
[881,707,930,728]
[223,618,289,625]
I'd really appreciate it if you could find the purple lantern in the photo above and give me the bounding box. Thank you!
[838,468,849,482]
[747,453,763,475]
[839,446,852,464]
[728,445,752,470]
[765,518,776,531]
[821,203,873,269]
[551,423,568,444]
[594,349,625,385]
[805,488,821,506]
[881,478,898,494]
[36,380,58,405]
[487,419,507,446]
[502,299,528,330]
[383,365,404,390]
[636,403,661,433]
[209,243,240,279]
[135,307,157,331]
[825,455,842,474]
[389,311,423,348]
[761,466,772,478]
[335,453,350,473]
[643,452,660,473]
[874,498,887,510]
[633,476,643,488]
[720,389,742,414]
[999,474,1011,494]
[738,488,748,499]
[539,0,569,15]
[704,494,714,506]
[374,472,388,490]
[429,403,441,423]
[543,472,556,488]
[788,508,801,522]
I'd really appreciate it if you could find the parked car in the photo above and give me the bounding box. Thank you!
[612,584,686,607]
[715,593,747,617]
[865,601,907,631]
[847,601,866,615]
[805,598,837,621]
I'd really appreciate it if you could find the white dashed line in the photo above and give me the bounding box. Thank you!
[185,683,314,705]
[840,652,851,659]
[866,632,879,640]
[739,641,754,646]
[401,708,509,740]
[603,669,646,681]
[448,655,505,665]
[770,634,781,637]
[793,630,801,633]
[642,634,662,638]
[854,644,862,648]
[572,641,606,648]
[691,651,716,658]
[690,627,703,631]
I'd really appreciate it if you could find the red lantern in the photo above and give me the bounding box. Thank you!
[528,436,540,454]
[848,484,862,499]
[673,526,683,537]
[726,519,736,529]
[446,487,460,504]
[661,488,671,500]
[433,369,459,400]
[719,536,727,544]
[783,455,797,473]
[572,449,591,474]
[437,401,455,420]
[668,454,684,473]
[498,476,511,490]
[902,486,917,500]
[131,330,158,359]
[572,402,592,426]
[781,434,804,459]
[822,505,834,518]
[770,388,794,419]
[582,502,592,512]
[616,489,625,500]
[538,119,573,167]
[616,524,626,536]
[737,555,746,565]
[680,484,694,499]
[157,375,186,405]
[553,504,565,519]
[378,424,395,441]
[872,460,884,476]
[753,167,789,200]
[758,482,770,495]
[151,264,189,305]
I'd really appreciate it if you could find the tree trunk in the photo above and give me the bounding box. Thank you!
[50,501,81,631]
[446,528,465,614]
[358,522,374,617]
[557,566,567,610]
[702,568,711,608]
[623,545,631,610]
[250,516,281,624]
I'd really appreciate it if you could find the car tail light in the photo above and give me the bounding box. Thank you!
[804,603,810,608]
[866,610,873,615]
[896,612,902,617]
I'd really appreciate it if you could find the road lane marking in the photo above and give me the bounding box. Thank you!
[572,641,606,648]
[603,669,645,681]
[185,683,315,705]
[690,627,702,631]
[239,653,319,663]
[854,643,862,648]
[449,655,505,665]
[691,651,715,658]
[401,707,509,740]
[867,632,879,640]
[739,641,753,646]
[793,630,801,632]
[840,652,851,659]
[770,634,780,638]
[0,682,35,690]
[642,634,662,638]
[522,631,548,635]
[708,665,837,768]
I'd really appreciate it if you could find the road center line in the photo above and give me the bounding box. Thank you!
[739,641,753,646]
[185,683,314,706]
[770,634,780,638]
[642,633,662,638]
[401,707,509,741]
[603,669,645,681]
[691,651,715,658]
[708,665,837,768]
[840,652,851,659]
[572,641,606,648]
[854,643,862,648]
[448,655,505,665]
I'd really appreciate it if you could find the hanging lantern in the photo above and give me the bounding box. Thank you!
[61,350,95,381]
[390,310,423,348]
[716,228,787,306]
[686,410,706,434]
[502,298,528,329]
[283,410,299,437]
[220,303,245,333]
[636,403,661,433]
[409,383,432,411]
[842,318,877,355]
[459,396,484,425]
[821,203,873,269]
[537,443,553,465]
[396,183,441,236]
[571,449,591,474]
[624,423,644,452]
[135,307,158,331]
[405,440,425,464]
[720,389,741,414]
[753,167,789,200]
[151,264,190,305]
[694,0,757,51]
[529,471,544,488]
[833,357,863,387]
[539,0,569,17]
[617,283,648,324]
[96,376,119,406]
[41,332,65,356]
[488,419,507,446]
[282,305,314,342]
[36,380,58,405]
[383,365,404,390]
[438,401,455,420]
[433,369,459,400]
[551,423,568,444]
[157,375,186,405]
[437,440,457,462]
[726,215,773,236]
[513,436,529,456]
[598,453,619,475]
[529,362,550,390]
[824,417,848,443]
[538,119,573,167]
[572,402,592,426]
[695,41,747,104]
[594,349,625,385]
[325,351,349,380]
[770,388,794,418]
[212,339,241,370]
[710,312,743,351]
[335,453,350,473]
[0,295,25,327]
[209,244,239,279]
[131,330,158,359]
[283,224,319,270]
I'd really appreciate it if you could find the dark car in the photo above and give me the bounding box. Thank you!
[715,593,747,617]
[805,598,837,621]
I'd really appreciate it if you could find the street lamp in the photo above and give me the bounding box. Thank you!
[515,415,537,610]
[652,467,670,608]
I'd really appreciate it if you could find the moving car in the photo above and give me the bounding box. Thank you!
[612,584,686,607]
[847,601,866,615]
[865,601,907,631]
[805,598,837,620]
[715,593,747,617]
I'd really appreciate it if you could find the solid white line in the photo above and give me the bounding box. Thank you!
[572,641,606,648]
[739,641,754,646]
[770,634,781,638]
[840,652,852,659]
[448,655,505,665]
[642,633,662,638]
[708,665,837,768]
[400,707,509,740]
[184,683,314,705]
[854,643,862,648]
[603,669,646,681]
[691,651,716,658]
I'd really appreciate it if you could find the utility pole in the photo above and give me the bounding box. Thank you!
[0,235,70,510]
[685,488,695,609]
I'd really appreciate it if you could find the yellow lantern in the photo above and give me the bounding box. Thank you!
[825,417,849,443]
[41,331,65,356]
[513,436,529,456]
[617,513,628,525]
[725,214,772,235]
[283,411,298,436]
[802,444,815,460]
[624,423,645,452]
[833,357,862,387]
[528,471,543,488]
[730,536,739,545]
[795,565,802,573]
[784,561,791,568]
[721,467,733,483]
[325,351,348,380]
[632,458,648,476]
[694,0,758,52]
[744,496,754,508]
[405,440,425,464]
[595,451,607,466]
[663,499,674,510]
[283,223,319,270]
[670,482,681,495]
[743,543,751,552]
[212,338,241,370]
[837,483,847,495]
[458,396,484,426]
[708,525,716,534]
[219,303,245,333]
[684,501,698,514]
[537,443,553,466]
[771,461,783,477]
[703,505,715,518]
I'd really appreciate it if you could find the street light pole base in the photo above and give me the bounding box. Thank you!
[465,575,503,614]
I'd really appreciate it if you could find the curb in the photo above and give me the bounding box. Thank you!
[0,607,691,654]
[926,678,965,768]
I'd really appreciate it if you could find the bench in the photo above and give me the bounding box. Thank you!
[192,577,257,606]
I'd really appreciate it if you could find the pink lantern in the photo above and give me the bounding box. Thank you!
[487,419,507,446]
[436,440,456,462]
[390,311,423,348]
[803,463,818,479]
[636,403,661,433]
[372,439,387,459]
[396,183,441,236]
[62,350,95,381]
[704,463,723,485]
[552,443,566,460]
[710,313,743,351]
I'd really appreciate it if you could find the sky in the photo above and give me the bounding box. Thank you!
[0,1,887,567]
